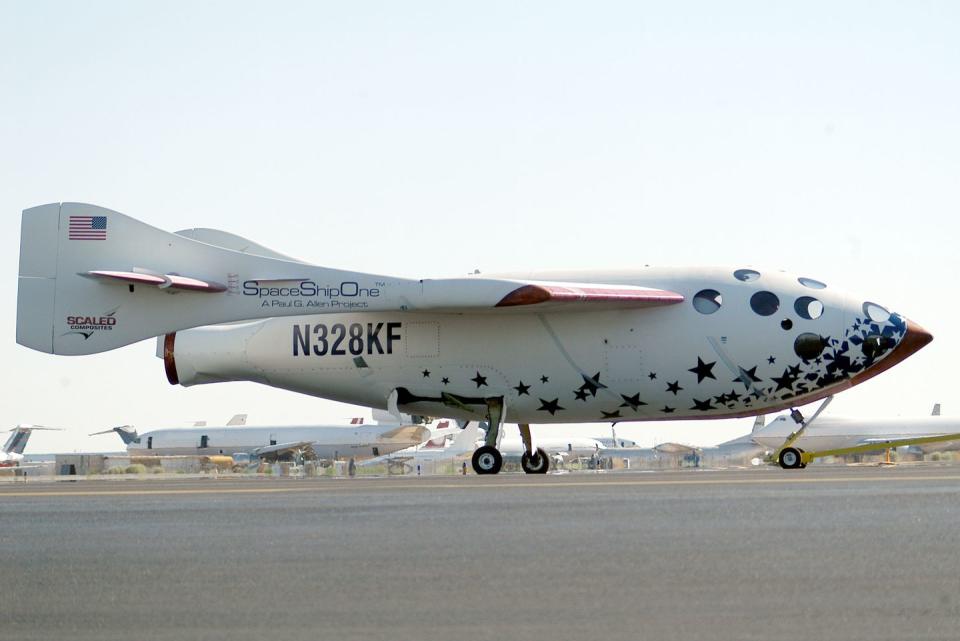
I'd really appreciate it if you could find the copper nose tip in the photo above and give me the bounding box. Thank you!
[903,319,934,353]
[848,318,932,388]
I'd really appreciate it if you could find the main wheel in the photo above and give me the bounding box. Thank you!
[521,447,550,474]
[778,447,803,469]
[472,445,503,475]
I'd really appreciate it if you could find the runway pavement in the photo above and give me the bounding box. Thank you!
[3,466,960,640]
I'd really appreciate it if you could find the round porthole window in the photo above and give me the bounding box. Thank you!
[798,277,827,290]
[734,269,761,282]
[750,291,780,316]
[862,302,890,323]
[794,333,826,360]
[794,296,824,320]
[693,289,723,315]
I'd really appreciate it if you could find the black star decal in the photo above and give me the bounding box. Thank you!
[471,372,488,388]
[648,372,657,380]
[601,410,621,419]
[422,369,431,378]
[688,357,717,383]
[513,381,530,395]
[573,389,589,401]
[441,377,450,385]
[540,375,549,384]
[661,406,676,414]
[537,398,564,415]
[666,380,683,395]
[619,393,647,411]
[787,364,802,378]
[732,365,763,388]
[726,389,742,403]
[767,356,777,365]
[578,372,607,397]
[690,398,714,412]
[714,393,728,404]
[771,368,797,392]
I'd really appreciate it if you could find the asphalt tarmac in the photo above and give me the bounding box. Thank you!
[2,466,960,641]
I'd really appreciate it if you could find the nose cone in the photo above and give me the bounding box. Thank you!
[902,319,934,354]
[850,318,932,387]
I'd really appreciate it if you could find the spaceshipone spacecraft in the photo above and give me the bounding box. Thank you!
[16,203,932,474]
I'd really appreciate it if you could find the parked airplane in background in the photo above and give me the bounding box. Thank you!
[594,427,637,449]
[754,404,960,468]
[363,422,480,472]
[90,416,434,463]
[619,416,768,465]
[17,203,933,474]
[1,425,62,467]
[494,425,603,467]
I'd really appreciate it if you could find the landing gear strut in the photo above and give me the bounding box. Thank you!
[466,401,550,476]
[519,423,549,474]
[471,397,507,475]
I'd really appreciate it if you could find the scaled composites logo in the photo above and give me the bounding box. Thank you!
[62,307,120,340]
[242,279,383,310]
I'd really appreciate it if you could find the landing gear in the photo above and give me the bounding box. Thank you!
[472,445,503,475]
[521,447,550,474]
[778,447,804,469]
[471,397,507,475]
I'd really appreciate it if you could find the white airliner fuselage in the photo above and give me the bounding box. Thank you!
[98,423,431,461]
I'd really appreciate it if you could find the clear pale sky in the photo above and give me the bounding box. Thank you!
[2,1,957,453]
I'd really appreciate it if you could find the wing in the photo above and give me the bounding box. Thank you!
[799,432,960,463]
[252,441,316,461]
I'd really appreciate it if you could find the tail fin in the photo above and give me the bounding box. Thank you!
[3,425,62,454]
[932,403,941,417]
[89,426,140,445]
[752,414,766,434]
[226,414,247,426]
[450,422,479,453]
[16,203,405,355]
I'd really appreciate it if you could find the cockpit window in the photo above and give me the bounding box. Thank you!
[750,291,780,316]
[794,296,824,320]
[862,334,896,358]
[794,333,826,360]
[733,269,760,282]
[798,277,827,290]
[693,289,723,314]
[863,302,890,323]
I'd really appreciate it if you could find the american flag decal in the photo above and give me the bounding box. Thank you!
[69,215,108,240]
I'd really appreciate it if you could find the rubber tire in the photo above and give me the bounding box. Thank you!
[472,445,503,475]
[778,447,803,469]
[521,447,550,474]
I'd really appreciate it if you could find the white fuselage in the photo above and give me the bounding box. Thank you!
[0,451,24,467]
[167,267,926,428]
[752,415,960,453]
[497,435,602,458]
[128,424,420,459]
